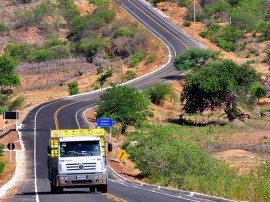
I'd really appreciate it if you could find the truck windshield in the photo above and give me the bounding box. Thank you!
[59,141,101,157]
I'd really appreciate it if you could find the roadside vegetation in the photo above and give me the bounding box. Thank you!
[126,125,270,202]
[96,48,269,201]
[0,144,5,173]
[0,0,161,93]
[175,48,262,122]
[0,55,24,114]
[149,0,270,59]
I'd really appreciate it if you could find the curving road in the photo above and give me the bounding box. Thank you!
[8,0,205,202]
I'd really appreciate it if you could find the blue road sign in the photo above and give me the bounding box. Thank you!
[96,118,113,127]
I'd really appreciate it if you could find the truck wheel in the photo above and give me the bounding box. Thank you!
[50,180,57,193]
[97,184,107,193]
[89,186,95,192]
[56,187,63,194]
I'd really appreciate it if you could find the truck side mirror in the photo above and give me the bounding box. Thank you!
[108,143,112,152]
[47,146,51,155]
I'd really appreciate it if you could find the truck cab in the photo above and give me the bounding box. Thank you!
[47,129,112,193]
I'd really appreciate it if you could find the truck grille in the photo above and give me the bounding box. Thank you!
[66,163,96,171]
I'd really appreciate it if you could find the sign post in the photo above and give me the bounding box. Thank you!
[117,149,128,175]
[7,142,15,162]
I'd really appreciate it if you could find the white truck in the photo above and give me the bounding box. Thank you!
[47,128,112,193]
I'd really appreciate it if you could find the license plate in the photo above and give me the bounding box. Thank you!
[77,175,86,180]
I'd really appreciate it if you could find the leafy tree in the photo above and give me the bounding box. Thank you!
[0,94,24,114]
[229,1,259,33]
[202,1,231,19]
[174,48,220,71]
[96,86,152,133]
[0,56,21,93]
[257,21,270,39]
[67,81,79,95]
[181,59,260,121]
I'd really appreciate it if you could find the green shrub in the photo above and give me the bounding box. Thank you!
[45,36,66,48]
[31,49,54,62]
[199,31,207,38]
[49,45,70,59]
[0,143,4,157]
[249,49,257,54]
[0,162,5,173]
[145,54,157,65]
[265,48,270,64]
[79,37,108,57]
[90,0,109,7]
[0,143,5,173]
[257,36,266,43]
[217,40,237,52]
[125,70,136,80]
[129,52,145,67]
[183,21,191,27]
[146,83,173,104]
[121,141,131,150]
[0,22,9,34]
[204,25,244,52]
[97,66,104,74]
[67,81,79,95]
[4,44,31,61]
[97,69,113,86]
[95,9,116,24]
[68,24,86,38]
[249,82,266,102]
[111,27,132,38]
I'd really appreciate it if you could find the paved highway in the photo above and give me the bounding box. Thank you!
[8,0,205,201]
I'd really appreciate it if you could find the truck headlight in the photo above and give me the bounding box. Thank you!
[60,176,69,181]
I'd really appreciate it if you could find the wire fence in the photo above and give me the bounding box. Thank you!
[202,142,270,153]
[15,58,97,91]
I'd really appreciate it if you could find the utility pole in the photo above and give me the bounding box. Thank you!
[194,0,196,22]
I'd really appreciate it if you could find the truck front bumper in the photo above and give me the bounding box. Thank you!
[57,173,107,188]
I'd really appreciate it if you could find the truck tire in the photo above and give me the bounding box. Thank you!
[97,184,107,193]
[50,180,57,193]
[56,187,63,193]
[89,186,95,192]
[50,180,63,194]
